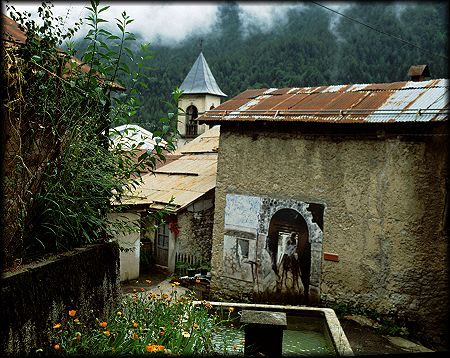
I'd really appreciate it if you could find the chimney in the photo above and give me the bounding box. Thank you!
[407,64,430,82]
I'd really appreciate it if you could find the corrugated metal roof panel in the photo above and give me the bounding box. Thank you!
[214,99,253,110]
[175,126,220,154]
[270,88,292,95]
[197,79,449,124]
[119,127,218,211]
[227,89,267,100]
[250,93,297,110]
[273,93,311,109]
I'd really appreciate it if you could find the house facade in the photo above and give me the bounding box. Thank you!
[121,126,220,273]
[198,79,448,347]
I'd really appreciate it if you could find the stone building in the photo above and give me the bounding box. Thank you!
[197,78,449,347]
[121,126,220,273]
[176,52,226,147]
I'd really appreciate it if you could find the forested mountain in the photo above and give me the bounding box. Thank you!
[84,2,449,132]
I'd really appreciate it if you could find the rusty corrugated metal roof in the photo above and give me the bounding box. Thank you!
[1,13,27,44]
[198,79,449,124]
[118,126,220,211]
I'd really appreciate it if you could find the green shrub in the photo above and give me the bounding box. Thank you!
[3,1,180,268]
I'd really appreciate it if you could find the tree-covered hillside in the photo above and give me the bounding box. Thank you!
[89,2,448,132]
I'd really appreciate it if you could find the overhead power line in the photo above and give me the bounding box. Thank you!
[312,1,448,61]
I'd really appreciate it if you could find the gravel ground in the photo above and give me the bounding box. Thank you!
[121,266,439,355]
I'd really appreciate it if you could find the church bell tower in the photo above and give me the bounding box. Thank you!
[177,51,226,147]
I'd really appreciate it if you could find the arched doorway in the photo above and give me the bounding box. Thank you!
[265,208,310,305]
[185,105,198,137]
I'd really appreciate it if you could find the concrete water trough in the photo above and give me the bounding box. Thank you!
[196,301,354,356]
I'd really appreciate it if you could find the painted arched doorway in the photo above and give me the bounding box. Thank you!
[265,208,311,304]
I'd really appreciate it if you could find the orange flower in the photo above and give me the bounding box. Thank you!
[192,323,199,328]
[202,300,212,309]
[99,321,108,328]
[132,322,139,328]
[146,344,165,352]
[141,287,145,292]
[195,279,200,283]
[68,310,76,317]
[131,332,139,340]
[53,323,61,329]
[53,344,61,351]
[103,330,110,337]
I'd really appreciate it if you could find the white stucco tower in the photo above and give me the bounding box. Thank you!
[177,52,226,147]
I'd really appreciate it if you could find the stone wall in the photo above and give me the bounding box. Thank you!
[0,243,120,354]
[176,192,215,265]
[209,124,448,347]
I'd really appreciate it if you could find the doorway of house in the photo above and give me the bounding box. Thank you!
[155,223,169,267]
[260,208,311,305]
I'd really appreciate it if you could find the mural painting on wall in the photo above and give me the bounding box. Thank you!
[223,194,325,305]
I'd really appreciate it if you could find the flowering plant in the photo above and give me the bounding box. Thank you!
[46,287,239,355]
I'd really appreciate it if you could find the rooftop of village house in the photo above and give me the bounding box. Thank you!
[198,78,449,124]
[118,125,220,211]
[1,13,125,91]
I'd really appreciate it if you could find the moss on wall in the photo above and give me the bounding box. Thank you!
[0,242,120,354]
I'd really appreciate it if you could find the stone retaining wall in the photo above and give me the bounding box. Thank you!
[0,242,120,354]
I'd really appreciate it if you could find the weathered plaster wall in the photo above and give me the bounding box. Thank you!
[176,193,215,265]
[0,243,120,355]
[108,211,141,281]
[210,127,448,347]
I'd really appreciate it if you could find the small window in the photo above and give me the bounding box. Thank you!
[156,224,169,249]
[185,105,198,137]
[238,238,249,258]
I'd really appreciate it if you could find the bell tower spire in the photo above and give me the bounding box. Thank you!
[177,50,226,147]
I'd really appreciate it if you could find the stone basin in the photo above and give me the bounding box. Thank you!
[195,301,354,356]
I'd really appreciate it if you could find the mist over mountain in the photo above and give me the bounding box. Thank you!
[10,2,444,132]
[118,2,447,132]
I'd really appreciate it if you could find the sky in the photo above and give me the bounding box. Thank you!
[3,1,351,46]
